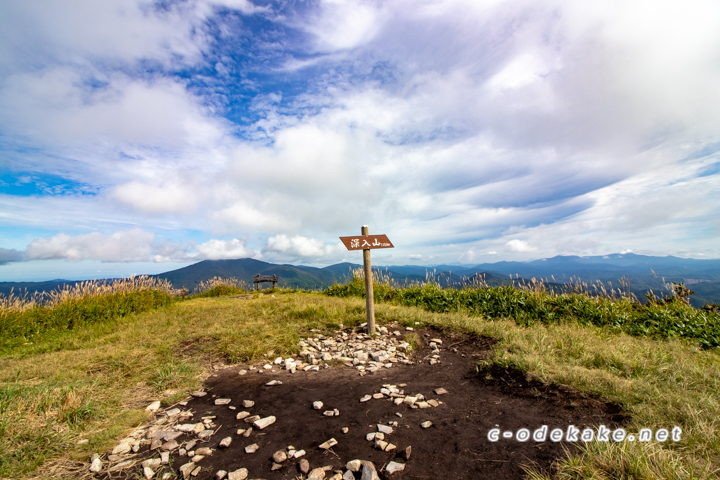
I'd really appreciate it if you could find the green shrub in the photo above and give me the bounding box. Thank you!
[326,279,720,349]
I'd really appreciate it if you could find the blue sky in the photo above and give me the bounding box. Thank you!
[1,0,720,281]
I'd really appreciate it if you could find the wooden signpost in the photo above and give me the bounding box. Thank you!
[339,226,394,335]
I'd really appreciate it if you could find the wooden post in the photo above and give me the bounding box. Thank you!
[362,225,375,335]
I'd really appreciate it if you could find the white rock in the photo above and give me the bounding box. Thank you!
[219,437,232,448]
[242,400,254,408]
[343,470,355,480]
[228,468,248,480]
[421,420,433,428]
[236,411,250,420]
[308,468,326,479]
[144,466,156,479]
[175,424,197,432]
[377,424,393,435]
[245,443,259,454]
[89,458,103,472]
[293,449,306,458]
[360,395,371,402]
[346,459,362,472]
[313,401,324,410]
[146,401,161,412]
[214,398,231,405]
[361,461,380,480]
[265,380,282,386]
[160,451,169,464]
[319,438,337,449]
[215,471,227,479]
[244,415,261,424]
[179,462,195,479]
[385,461,405,474]
[253,415,276,429]
[112,442,131,455]
[274,356,283,364]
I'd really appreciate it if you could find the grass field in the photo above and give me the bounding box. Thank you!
[0,279,719,479]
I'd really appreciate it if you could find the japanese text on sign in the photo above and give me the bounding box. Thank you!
[339,234,394,250]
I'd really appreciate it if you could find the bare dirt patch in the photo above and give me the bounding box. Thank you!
[99,327,625,480]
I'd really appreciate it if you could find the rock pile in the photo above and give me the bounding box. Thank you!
[247,325,445,376]
[92,324,442,478]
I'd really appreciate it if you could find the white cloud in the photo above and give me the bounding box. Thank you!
[505,239,537,253]
[196,239,260,260]
[25,230,155,262]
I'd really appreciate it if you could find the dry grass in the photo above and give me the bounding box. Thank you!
[0,276,174,313]
[1,292,719,479]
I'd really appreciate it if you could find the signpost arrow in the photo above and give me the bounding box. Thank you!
[339,226,394,335]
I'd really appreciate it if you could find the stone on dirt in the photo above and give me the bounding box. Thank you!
[196,447,213,456]
[112,441,131,455]
[308,467,326,479]
[179,462,195,479]
[421,421,433,428]
[385,461,405,474]
[244,414,261,424]
[242,427,253,437]
[346,460,362,472]
[319,438,337,449]
[227,468,248,480]
[245,443,259,453]
[215,471,227,479]
[219,436,232,448]
[313,401,324,410]
[343,470,355,480]
[146,401,161,412]
[236,411,250,420]
[361,461,380,480]
[434,387,448,395]
[242,400,254,408]
[403,446,412,460]
[271,463,283,471]
[214,398,231,405]
[191,391,207,397]
[377,424,393,434]
[143,466,155,479]
[360,395,371,402]
[342,427,349,434]
[294,449,306,458]
[89,458,103,472]
[299,458,310,474]
[161,440,179,451]
[253,415,276,429]
[273,450,288,463]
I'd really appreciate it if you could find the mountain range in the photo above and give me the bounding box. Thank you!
[2,254,719,307]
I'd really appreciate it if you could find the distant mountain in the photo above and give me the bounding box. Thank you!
[154,258,356,291]
[2,254,718,307]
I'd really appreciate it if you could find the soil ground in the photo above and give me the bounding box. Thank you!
[104,326,626,480]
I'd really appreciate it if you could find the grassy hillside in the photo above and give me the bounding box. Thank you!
[0,276,719,478]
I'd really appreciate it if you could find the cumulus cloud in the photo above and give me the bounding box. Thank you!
[25,230,155,262]
[0,248,24,265]
[505,239,537,253]
[20,230,260,263]
[263,235,345,262]
[196,239,259,260]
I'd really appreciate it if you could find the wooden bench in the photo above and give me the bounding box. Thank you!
[253,274,278,290]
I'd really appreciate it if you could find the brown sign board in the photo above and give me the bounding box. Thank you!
[339,234,394,251]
